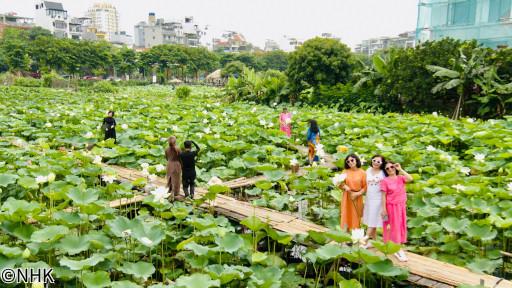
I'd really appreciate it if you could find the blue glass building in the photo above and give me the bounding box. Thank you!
[416,0,512,48]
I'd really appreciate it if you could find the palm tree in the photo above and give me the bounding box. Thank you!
[426,48,490,119]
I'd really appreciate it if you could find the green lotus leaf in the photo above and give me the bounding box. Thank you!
[0,245,23,258]
[315,244,345,261]
[371,241,401,255]
[81,271,111,288]
[111,281,142,288]
[0,173,18,187]
[263,169,286,182]
[465,223,497,241]
[185,242,211,256]
[215,232,243,253]
[206,264,245,285]
[367,259,409,278]
[17,176,38,189]
[118,261,155,280]
[67,187,99,205]
[338,279,363,288]
[466,258,501,274]
[241,216,266,231]
[60,254,105,270]
[441,217,468,233]
[175,273,220,288]
[57,235,90,255]
[31,225,69,243]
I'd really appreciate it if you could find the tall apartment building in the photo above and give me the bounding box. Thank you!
[134,13,203,49]
[416,0,512,48]
[354,31,416,55]
[264,39,280,51]
[86,2,119,41]
[34,1,69,38]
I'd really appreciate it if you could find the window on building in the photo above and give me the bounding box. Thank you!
[449,0,476,25]
[489,0,511,22]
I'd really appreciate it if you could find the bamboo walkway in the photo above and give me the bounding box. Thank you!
[109,165,511,288]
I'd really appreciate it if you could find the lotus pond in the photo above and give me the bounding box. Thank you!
[0,85,510,287]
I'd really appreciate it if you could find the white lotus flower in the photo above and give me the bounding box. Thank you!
[202,110,208,115]
[45,122,52,128]
[203,119,209,124]
[47,172,56,182]
[432,112,438,117]
[148,174,158,182]
[36,175,48,184]
[122,229,132,237]
[259,119,266,126]
[93,155,102,165]
[208,176,223,186]
[440,153,452,162]
[426,145,436,152]
[96,125,100,130]
[332,173,347,186]
[268,122,274,128]
[140,237,153,246]
[84,132,94,138]
[172,125,179,131]
[222,112,227,117]
[351,228,367,244]
[507,182,512,192]
[204,127,211,134]
[452,184,466,191]
[214,134,220,139]
[151,186,169,202]
[102,174,116,184]
[141,163,150,170]
[121,124,128,129]
[251,107,257,113]
[474,153,485,162]
[228,120,235,126]
[290,158,298,166]
[214,102,221,106]
[460,167,471,175]
[312,162,318,167]
[375,143,384,149]
[155,164,165,172]
[272,102,277,107]
[467,118,475,123]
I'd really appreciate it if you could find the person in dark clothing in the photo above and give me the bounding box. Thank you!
[103,111,116,143]
[179,140,200,198]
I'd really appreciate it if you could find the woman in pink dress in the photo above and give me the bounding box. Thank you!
[279,108,292,137]
[380,161,413,262]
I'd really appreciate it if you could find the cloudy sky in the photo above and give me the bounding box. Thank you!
[1,0,419,50]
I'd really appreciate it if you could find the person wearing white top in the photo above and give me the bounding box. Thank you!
[362,155,386,247]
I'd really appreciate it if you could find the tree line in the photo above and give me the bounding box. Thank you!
[0,27,289,82]
[226,37,512,119]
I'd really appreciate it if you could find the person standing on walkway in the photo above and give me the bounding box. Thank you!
[180,140,200,199]
[306,119,320,164]
[165,136,182,200]
[362,155,386,247]
[340,154,366,231]
[381,161,413,262]
[279,107,292,138]
[103,110,116,143]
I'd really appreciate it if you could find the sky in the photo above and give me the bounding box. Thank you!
[0,0,419,50]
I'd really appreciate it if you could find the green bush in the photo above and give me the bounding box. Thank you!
[91,80,119,93]
[42,71,64,88]
[13,77,42,87]
[176,85,191,98]
[117,79,151,86]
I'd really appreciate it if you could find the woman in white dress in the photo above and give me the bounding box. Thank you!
[363,155,386,247]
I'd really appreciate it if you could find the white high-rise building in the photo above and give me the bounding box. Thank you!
[34,1,69,38]
[86,2,119,40]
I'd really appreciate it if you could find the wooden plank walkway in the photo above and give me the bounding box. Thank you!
[109,165,511,288]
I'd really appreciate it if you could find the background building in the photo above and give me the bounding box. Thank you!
[354,31,416,55]
[111,31,133,46]
[86,2,119,41]
[416,0,512,48]
[134,13,203,49]
[34,1,69,38]
[0,12,34,37]
[264,39,280,51]
[213,31,252,52]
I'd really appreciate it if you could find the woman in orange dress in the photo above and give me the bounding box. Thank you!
[339,154,367,231]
